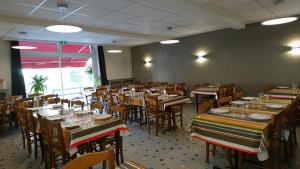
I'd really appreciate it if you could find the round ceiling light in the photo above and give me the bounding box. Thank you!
[107,50,122,53]
[46,25,82,33]
[261,17,298,25]
[12,46,37,50]
[160,39,180,44]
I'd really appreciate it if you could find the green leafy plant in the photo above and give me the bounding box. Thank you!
[30,75,48,93]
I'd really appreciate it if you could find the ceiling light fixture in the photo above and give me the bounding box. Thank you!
[107,50,122,53]
[12,46,37,50]
[261,17,298,25]
[46,25,82,33]
[160,40,180,44]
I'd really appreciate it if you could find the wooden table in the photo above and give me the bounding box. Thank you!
[191,106,283,168]
[190,87,219,113]
[35,107,129,165]
[266,88,300,99]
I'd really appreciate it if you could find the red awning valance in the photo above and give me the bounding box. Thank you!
[21,57,88,69]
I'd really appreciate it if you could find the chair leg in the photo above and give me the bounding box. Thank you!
[180,110,183,128]
[155,116,159,136]
[227,149,232,169]
[26,131,32,156]
[212,145,216,157]
[21,129,26,149]
[292,125,297,146]
[34,133,38,158]
[283,139,289,163]
[206,142,210,163]
[238,151,243,169]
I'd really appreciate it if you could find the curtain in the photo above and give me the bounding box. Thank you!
[11,41,26,97]
[97,46,109,85]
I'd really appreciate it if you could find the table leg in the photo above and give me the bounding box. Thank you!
[195,94,199,113]
[114,131,121,166]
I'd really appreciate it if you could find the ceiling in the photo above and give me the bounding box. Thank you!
[0,0,299,46]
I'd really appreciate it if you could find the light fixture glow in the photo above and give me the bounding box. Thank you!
[107,50,122,53]
[12,46,37,50]
[196,56,207,63]
[160,40,180,44]
[46,25,82,33]
[145,57,152,67]
[291,46,300,55]
[261,17,298,25]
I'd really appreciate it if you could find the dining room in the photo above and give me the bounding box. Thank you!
[0,0,300,169]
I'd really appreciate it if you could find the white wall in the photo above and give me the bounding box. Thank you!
[103,45,133,80]
[0,40,11,94]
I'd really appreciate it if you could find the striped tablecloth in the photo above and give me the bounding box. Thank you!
[190,88,219,99]
[191,113,270,161]
[66,118,129,154]
[266,88,300,99]
[117,160,147,169]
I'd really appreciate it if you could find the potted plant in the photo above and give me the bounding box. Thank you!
[30,75,48,94]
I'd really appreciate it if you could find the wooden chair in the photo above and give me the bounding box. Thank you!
[61,99,71,108]
[15,106,27,149]
[146,96,166,136]
[71,100,84,111]
[226,83,235,97]
[28,93,43,98]
[47,119,74,168]
[216,96,232,107]
[0,103,12,129]
[198,100,214,114]
[61,149,115,169]
[41,94,58,105]
[48,97,60,104]
[263,84,273,93]
[91,102,104,114]
[23,109,39,158]
[37,113,50,167]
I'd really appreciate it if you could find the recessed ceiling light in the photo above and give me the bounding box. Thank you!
[12,46,37,50]
[46,25,82,33]
[261,17,298,25]
[160,40,180,44]
[107,50,122,53]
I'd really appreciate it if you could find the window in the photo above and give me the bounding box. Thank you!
[20,41,96,99]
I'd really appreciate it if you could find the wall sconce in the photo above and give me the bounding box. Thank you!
[291,46,300,55]
[196,51,207,63]
[288,41,300,55]
[145,57,152,67]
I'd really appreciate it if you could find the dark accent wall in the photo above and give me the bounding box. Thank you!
[131,20,300,96]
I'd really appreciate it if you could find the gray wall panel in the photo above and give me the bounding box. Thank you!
[131,21,300,95]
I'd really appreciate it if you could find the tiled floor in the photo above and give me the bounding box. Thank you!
[0,104,299,169]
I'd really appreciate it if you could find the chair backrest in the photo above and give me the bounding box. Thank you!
[61,99,71,108]
[61,148,115,169]
[217,96,232,107]
[218,85,227,98]
[37,113,49,144]
[117,93,126,105]
[91,102,103,112]
[198,100,214,114]
[263,84,273,93]
[166,84,175,91]
[28,93,43,98]
[16,98,34,108]
[148,96,159,114]
[71,100,84,110]
[175,83,186,91]
[226,83,235,97]
[24,109,36,132]
[16,106,27,129]
[48,97,60,104]
[41,94,58,104]
[47,119,66,154]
